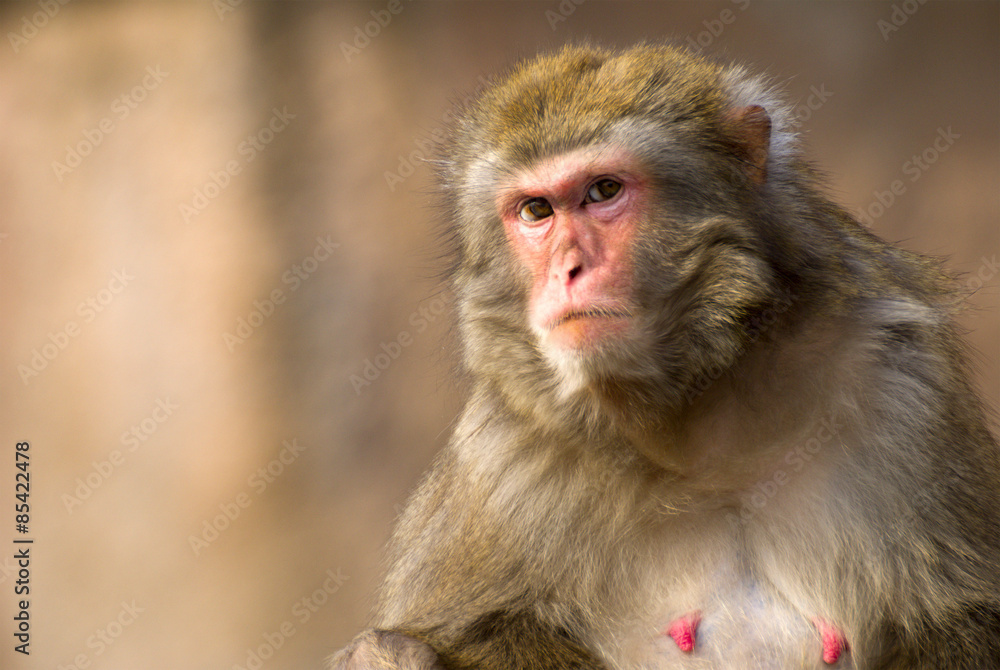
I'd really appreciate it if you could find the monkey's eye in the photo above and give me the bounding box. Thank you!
[518,198,554,223]
[584,178,622,204]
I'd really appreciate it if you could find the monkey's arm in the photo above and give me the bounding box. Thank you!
[332,412,607,670]
[331,615,601,670]
[330,629,445,669]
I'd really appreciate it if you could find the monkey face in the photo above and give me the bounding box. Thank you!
[494,144,664,398]
[498,145,646,353]
[443,46,784,421]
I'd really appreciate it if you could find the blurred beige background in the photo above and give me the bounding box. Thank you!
[0,2,996,669]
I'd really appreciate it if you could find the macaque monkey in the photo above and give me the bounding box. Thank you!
[332,44,1000,669]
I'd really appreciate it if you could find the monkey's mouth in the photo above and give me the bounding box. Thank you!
[542,307,634,350]
[549,307,632,330]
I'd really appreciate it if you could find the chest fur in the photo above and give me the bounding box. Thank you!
[590,512,850,669]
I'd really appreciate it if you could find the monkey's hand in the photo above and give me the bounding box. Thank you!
[329,629,446,670]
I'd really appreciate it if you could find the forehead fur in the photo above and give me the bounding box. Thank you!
[439,43,798,275]
[465,44,727,167]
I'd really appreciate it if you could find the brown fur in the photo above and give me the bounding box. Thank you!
[332,44,1000,669]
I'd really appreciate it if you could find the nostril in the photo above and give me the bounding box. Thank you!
[567,265,582,282]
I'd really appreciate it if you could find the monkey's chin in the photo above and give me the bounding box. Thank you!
[537,316,653,399]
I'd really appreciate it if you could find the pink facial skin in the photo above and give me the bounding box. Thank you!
[497,147,648,352]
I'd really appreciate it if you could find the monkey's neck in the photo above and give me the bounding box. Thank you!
[528,313,849,487]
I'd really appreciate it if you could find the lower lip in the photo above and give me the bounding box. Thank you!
[547,314,630,349]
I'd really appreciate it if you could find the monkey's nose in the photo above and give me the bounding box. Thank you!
[567,265,583,282]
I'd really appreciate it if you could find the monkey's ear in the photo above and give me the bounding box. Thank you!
[724,104,771,185]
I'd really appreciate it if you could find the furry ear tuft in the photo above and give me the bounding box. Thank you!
[725,104,772,185]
